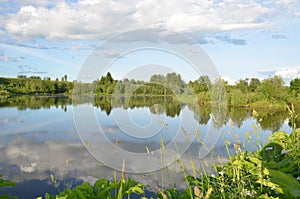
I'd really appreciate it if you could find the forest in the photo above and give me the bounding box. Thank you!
[0,75,73,95]
[1,73,300,108]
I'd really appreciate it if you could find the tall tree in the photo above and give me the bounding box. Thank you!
[290,78,300,97]
[236,79,249,93]
[257,76,287,102]
[249,78,260,92]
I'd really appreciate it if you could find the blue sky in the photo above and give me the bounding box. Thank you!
[0,0,300,84]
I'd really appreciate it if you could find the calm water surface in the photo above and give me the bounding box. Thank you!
[0,96,292,198]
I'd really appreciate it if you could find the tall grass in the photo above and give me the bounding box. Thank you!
[156,105,300,199]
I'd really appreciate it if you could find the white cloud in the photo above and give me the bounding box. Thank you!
[20,162,37,173]
[66,44,94,50]
[13,0,55,8]
[0,135,226,187]
[274,66,300,79]
[259,66,300,79]
[294,11,300,16]
[3,0,274,41]
[222,76,236,85]
[276,0,298,8]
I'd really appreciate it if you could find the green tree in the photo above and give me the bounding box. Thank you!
[290,78,300,97]
[29,76,41,80]
[150,74,165,84]
[249,78,260,92]
[257,76,288,103]
[165,73,184,95]
[17,75,27,79]
[236,79,249,93]
[106,72,113,83]
[189,75,211,94]
[228,89,248,106]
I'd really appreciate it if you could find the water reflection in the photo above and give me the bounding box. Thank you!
[0,96,295,198]
[0,96,294,131]
[0,95,71,111]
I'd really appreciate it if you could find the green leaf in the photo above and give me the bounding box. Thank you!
[117,182,123,199]
[268,169,300,199]
[260,142,283,162]
[0,195,17,199]
[268,132,289,148]
[127,186,144,195]
[0,176,16,188]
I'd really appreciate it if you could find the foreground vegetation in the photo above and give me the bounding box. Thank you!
[1,115,299,198]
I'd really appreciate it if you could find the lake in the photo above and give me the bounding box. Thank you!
[0,96,293,198]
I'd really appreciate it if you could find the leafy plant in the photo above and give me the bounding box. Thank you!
[0,175,17,199]
[37,178,144,199]
[180,130,300,199]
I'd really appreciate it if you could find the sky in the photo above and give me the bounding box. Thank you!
[0,0,300,84]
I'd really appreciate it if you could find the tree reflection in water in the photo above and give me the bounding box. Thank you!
[0,95,297,131]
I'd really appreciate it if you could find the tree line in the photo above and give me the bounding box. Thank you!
[1,73,300,107]
[0,75,73,95]
[89,72,300,107]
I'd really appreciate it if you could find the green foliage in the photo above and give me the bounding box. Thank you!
[2,74,300,108]
[38,178,144,199]
[150,74,165,84]
[0,175,15,188]
[0,175,17,199]
[180,130,300,199]
[156,187,191,199]
[93,72,185,96]
[0,75,73,95]
[0,90,9,96]
[228,89,248,106]
[236,79,249,93]
[0,95,71,111]
[189,75,211,94]
[249,78,261,92]
[290,78,300,97]
[95,72,117,95]
[257,76,288,103]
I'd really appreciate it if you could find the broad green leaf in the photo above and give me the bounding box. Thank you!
[268,169,300,199]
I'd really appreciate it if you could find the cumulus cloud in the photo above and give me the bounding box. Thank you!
[259,66,300,79]
[276,0,299,8]
[2,0,273,41]
[222,76,236,85]
[0,134,227,188]
[12,0,55,8]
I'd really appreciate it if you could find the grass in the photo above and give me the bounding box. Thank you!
[1,107,300,199]
[0,175,16,199]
